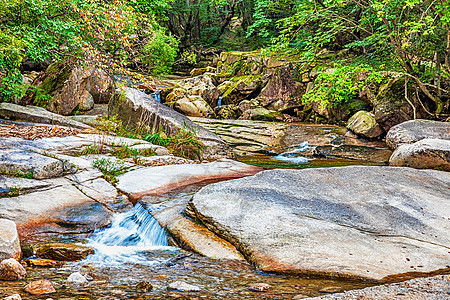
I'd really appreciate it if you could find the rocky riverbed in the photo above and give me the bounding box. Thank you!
[0,114,449,299]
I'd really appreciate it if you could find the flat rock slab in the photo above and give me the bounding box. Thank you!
[0,149,64,179]
[0,181,112,236]
[0,103,91,129]
[386,119,450,150]
[307,274,450,299]
[188,166,450,281]
[117,159,262,200]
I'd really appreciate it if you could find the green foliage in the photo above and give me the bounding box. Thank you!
[140,27,179,75]
[92,158,126,184]
[3,169,34,179]
[144,128,206,160]
[0,185,22,198]
[303,62,385,108]
[110,143,156,159]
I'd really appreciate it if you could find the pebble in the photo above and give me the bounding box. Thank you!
[24,279,56,295]
[0,258,26,281]
[168,280,201,292]
[136,281,153,292]
[248,282,272,292]
[292,294,309,300]
[66,272,88,286]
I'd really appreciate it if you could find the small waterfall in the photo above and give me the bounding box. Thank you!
[217,96,222,107]
[84,203,176,266]
[151,91,162,103]
[274,141,310,164]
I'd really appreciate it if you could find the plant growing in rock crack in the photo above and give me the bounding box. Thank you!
[92,158,127,184]
[144,127,206,160]
[3,169,33,179]
[0,185,22,198]
[109,143,156,160]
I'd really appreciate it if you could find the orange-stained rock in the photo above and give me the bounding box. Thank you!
[35,243,94,261]
[0,258,26,281]
[25,259,61,268]
[24,279,56,295]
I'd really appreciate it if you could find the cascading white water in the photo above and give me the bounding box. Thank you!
[83,203,177,266]
[274,141,310,164]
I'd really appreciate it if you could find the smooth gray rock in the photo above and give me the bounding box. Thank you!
[0,149,64,179]
[0,182,112,232]
[390,138,450,171]
[307,274,450,299]
[386,119,450,150]
[0,219,21,261]
[0,103,91,129]
[188,166,450,281]
[117,159,262,200]
[109,87,232,160]
[66,272,88,286]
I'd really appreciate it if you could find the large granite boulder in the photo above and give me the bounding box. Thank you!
[372,77,427,132]
[386,119,450,150]
[188,166,450,281]
[109,87,232,160]
[165,74,219,107]
[0,219,21,261]
[25,62,114,115]
[168,95,215,118]
[346,111,383,139]
[389,138,450,171]
[219,75,262,106]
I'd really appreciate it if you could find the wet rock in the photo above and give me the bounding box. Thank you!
[188,166,450,281]
[136,281,153,292]
[319,286,342,293]
[0,149,64,179]
[346,111,383,139]
[165,216,244,260]
[24,279,56,295]
[66,272,88,286]
[248,283,272,292]
[0,219,21,261]
[313,145,392,163]
[168,281,201,292]
[117,159,262,200]
[386,119,450,150]
[25,259,61,268]
[109,87,231,160]
[36,243,94,261]
[389,138,450,171]
[0,259,26,281]
[0,103,91,129]
[20,243,33,259]
[2,294,21,300]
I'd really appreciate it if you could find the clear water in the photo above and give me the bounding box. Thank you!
[274,141,310,164]
[84,203,181,267]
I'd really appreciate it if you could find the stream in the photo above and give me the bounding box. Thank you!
[0,120,392,299]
